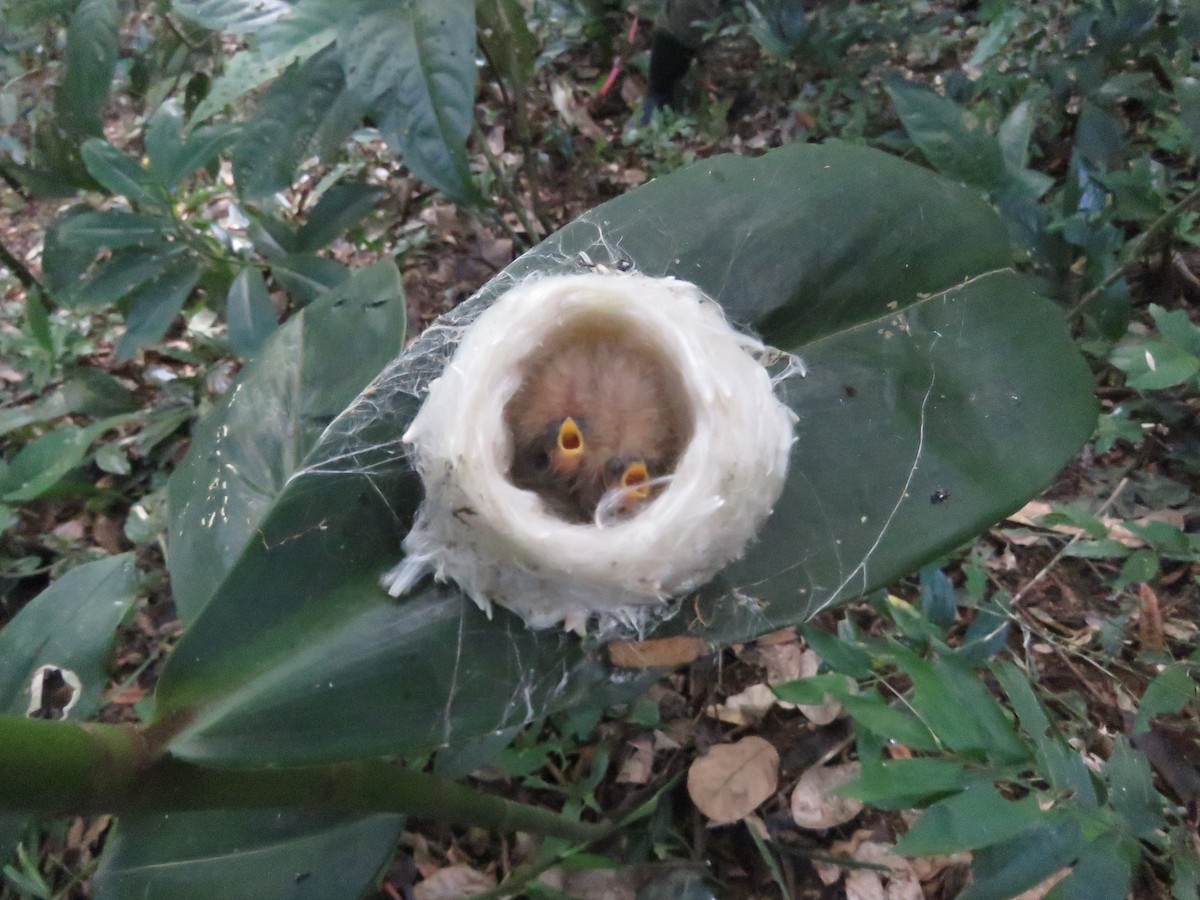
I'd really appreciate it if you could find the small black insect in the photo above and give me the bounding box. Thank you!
[843,385,857,398]
[930,489,950,504]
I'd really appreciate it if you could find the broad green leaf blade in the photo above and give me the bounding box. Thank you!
[116,258,206,360]
[887,79,1007,190]
[171,0,292,33]
[1110,340,1200,389]
[42,206,103,298]
[156,143,1095,765]
[81,140,169,210]
[145,102,237,191]
[294,182,384,252]
[0,554,137,719]
[960,821,1084,900]
[1132,664,1197,733]
[894,784,1043,856]
[1104,740,1164,841]
[231,46,357,200]
[168,261,406,624]
[54,0,119,139]
[1050,832,1137,900]
[65,246,190,310]
[225,267,279,355]
[0,426,93,502]
[844,758,974,809]
[357,0,482,205]
[270,253,350,303]
[93,810,402,900]
[54,210,169,254]
[994,661,1097,806]
[190,13,337,125]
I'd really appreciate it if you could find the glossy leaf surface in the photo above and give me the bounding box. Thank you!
[93,810,402,900]
[168,261,406,625]
[158,143,1096,765]
[0,554,137,719]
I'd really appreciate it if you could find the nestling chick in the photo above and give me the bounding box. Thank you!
[505,317,693,523]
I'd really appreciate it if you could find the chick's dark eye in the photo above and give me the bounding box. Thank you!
[605,457,629,479]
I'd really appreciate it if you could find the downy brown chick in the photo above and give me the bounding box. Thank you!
[505,318,692,523]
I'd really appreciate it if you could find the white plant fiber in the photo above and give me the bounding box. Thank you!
[382,272,795,631]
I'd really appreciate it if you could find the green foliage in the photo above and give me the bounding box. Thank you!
[38,105,383,360]
[155,143,1093,770]
[777,598,1198,900]
[0,1,1196,895]
[180,0,482,205]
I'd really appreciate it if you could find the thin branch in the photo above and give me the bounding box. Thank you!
[1010,476,1129,606]
[473,121,539,247]
[0,237,41,293]
[1070,185,1200,318]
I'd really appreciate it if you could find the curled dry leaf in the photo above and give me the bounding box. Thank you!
[796,649,843,725]
[687,735,780,825]
[790,761,864,830]
[844,841,923,900]
[608,636,709,668]
[820,830,969,898]
[413,864,497,900]
[616,736,655,784]
[706,682,777,725]
[1008,501,1185,548]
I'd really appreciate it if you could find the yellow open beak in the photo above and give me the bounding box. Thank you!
[619,460,651,501]
[550,417,585,475]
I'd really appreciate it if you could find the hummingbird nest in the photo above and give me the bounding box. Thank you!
[381,272,795,632]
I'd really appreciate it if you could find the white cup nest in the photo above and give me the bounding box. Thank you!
[381,272,795,632]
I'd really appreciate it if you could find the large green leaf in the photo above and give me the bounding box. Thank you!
[168,261,406,624]
[93,810,402,900]
[887,79,1007,191]
[225,267,279,356]
[171,0,292,33]
[0,554,138,719]
[81,139,169,210]
[189,9,336,125]
[115,257,207,360]
[156,143,1096,765]
[231,45,357,200]
[356,0,482,205]
[54,0,119,139]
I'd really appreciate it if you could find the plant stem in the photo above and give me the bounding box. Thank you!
[0,716,606,842]
[0,236,42,294]
[473,121,540,246]
[1070,184,1200,318]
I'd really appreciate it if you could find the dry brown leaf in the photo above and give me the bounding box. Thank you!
[616,737,654,785]
[790,761,863,829]
[550,80,604,139]
[608,636,708,668]
[1137,582,1165,651]
[843,841,923,900]
[706,682,776,725]
[757,640,804,684]
[561,868,639,900]
[414,865,496,900]
[92,514,125,554]
[687,736,779,825]
[1007,501,1185,548]
[758,627,798,646]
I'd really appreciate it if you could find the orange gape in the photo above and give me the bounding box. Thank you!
[504,317,692,523]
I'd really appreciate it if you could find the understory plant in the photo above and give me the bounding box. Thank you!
[0,141,1097,895]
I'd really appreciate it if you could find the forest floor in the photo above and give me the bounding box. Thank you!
[1,4,1197,899]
